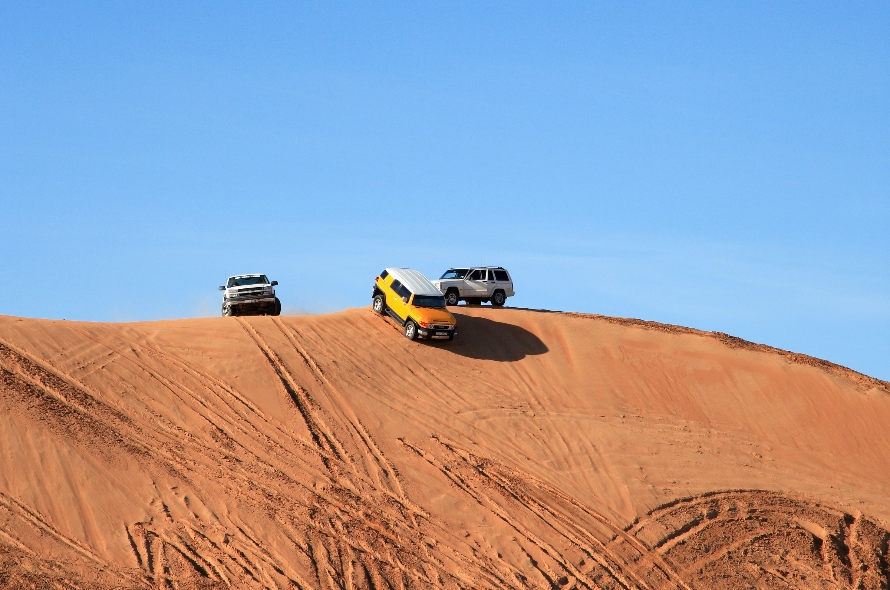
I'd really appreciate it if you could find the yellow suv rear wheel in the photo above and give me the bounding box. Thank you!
[373,293,386,315]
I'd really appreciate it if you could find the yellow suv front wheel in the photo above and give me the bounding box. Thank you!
[404,320,418,340]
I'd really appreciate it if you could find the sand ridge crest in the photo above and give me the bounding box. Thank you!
[514,307,889,395]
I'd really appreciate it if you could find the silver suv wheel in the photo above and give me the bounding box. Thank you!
[445,290,459,306]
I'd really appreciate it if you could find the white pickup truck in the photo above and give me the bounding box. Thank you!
[430,267,514,307]
[219,274,281,316]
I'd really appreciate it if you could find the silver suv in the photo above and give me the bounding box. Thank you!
[219,274,281,316]
[430,267,514,307]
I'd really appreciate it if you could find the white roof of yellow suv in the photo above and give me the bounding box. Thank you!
[384,268,442,297]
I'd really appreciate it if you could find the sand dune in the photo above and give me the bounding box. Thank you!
[0,307,888,589]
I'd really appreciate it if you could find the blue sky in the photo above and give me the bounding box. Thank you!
[1,2,888,380]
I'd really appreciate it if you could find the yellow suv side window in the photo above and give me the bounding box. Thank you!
[391,280,411,302]
[385,279,407,319]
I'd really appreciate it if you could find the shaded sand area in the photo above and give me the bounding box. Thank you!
[0,307,888,589]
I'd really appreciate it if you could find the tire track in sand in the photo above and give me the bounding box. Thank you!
[272,318,418,519]
[401,434,706,590]
[630,490,890,590]
[399,437,630,590]
[237,318,481,588]
[238,318,348,464]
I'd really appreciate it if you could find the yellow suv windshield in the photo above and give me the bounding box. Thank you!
[412,295,446,308]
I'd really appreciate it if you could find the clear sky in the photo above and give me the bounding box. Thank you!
[2,2,888,380]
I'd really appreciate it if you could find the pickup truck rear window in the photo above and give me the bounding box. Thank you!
[412,295,446,308]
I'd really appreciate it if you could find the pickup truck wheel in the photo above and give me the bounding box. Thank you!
[491,290,506,307]
[445,290,459,306]
[271,298,282,316]
[373,293,386,315]
[404,320,418,341]
[222,303,236,317]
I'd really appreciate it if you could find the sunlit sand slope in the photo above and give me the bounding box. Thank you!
[0,307,888,589]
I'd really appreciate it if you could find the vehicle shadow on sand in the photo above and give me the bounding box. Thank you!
[427,312,548,362]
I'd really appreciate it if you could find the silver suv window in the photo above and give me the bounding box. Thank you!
[440,269,468,279]
[494,270,509,282]
[468,269,485,281]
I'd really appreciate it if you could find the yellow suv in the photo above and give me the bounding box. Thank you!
[372,268,457,341]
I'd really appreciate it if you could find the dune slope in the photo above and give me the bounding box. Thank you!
[0,307,888,589]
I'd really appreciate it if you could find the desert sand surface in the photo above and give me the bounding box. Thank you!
[0,306,888,589]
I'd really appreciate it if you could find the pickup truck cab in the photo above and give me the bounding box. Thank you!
[219,274,281,316]
[372,268,457,341]
[431,267,514,306]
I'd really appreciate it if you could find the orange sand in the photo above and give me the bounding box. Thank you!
[0,307,887,589]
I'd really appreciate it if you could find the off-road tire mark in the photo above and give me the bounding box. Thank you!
[238,318,347,463]
[1,324,512,589]
[399,437,629,590]
[632,490,890,590]
[0,339,343,589]
[4,328,277,494]
[428,436,699,590]
[274,318,419,517]
[480,459,689,590]
[239,319,501,589]
[0,340,158,466]
[62,327,264,462]
[0,491,106,567]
